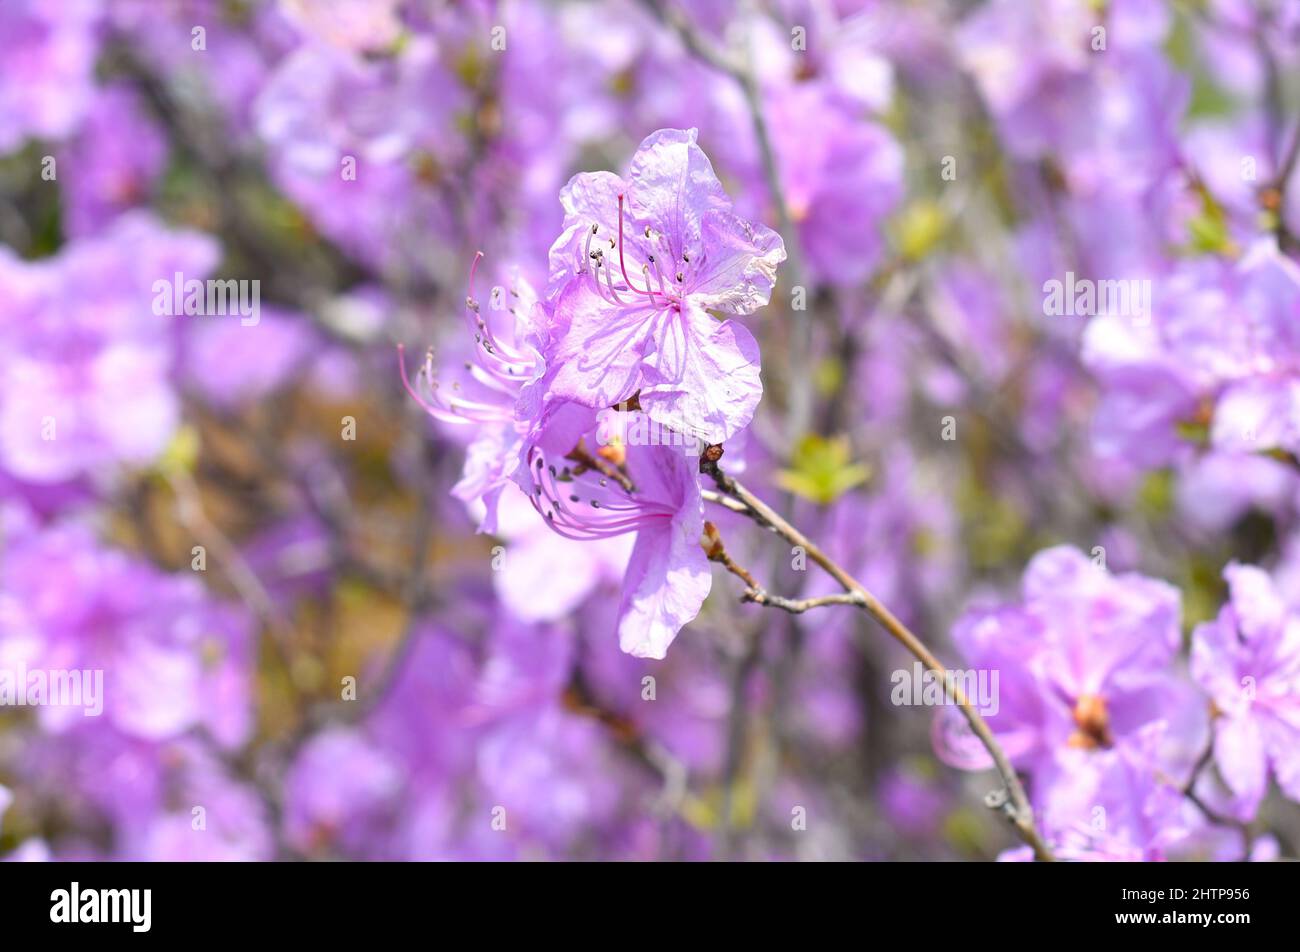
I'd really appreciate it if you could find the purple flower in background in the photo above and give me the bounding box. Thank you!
[183,306,318,410]
[278,0,406,54]
[937,547,1206,803]
[1003,724,1194,861]
[0,0,102,152]
[470,623,624,849]
[57,83,167,237]
[0,524,254,748]
[0,213,218,484]
[253,34,466,272]
[284,727,404,858]
[762,83,903,286]
[131,756,272,861]
[1192,564,1300,818]
[517,402,711,658]
[544,128,785,444]
[1208,244,1300,458]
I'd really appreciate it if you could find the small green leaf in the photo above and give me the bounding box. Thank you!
[776,434,871,504]
[893,200,947,262]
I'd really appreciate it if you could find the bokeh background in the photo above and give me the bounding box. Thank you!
[2,0,1300,861]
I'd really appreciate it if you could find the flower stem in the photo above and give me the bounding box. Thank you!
[701,459,1056,861]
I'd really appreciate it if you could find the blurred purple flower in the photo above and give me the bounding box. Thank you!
[0,523,254,748]
[58,83,167,237]
[937,547,1207,819]
[1192,563,1300,819]
[0,213,218,484]
[0,0,102,152]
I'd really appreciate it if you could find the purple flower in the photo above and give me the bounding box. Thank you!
[0,0,102,152]
[544,128,785,444]
[578,608,730,772]
[129,758,272,861]
[253,36,467,272]
[182,306,318,409]
[1192,564,1300,818]
[475,701,623,849]
[278,0,406,54]
[489,486,632,623]
[0,524,254,748]
[57,83,167,237]
[761,83,903,286]
[400,257,547,534]
[0,213,218,484]
[516,402,711,659]
[937,547,1207,811]
[284,727,404,858]
[1003,724,1195,861]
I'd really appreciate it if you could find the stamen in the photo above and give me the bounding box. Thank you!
[581,223,597,274]
[603,254,630,303]
[648,255,668,296]
[397,343,438,416]
[617,194,655,300]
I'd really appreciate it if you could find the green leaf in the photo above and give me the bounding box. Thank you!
[776,434,871,505]
[893,200,948,262]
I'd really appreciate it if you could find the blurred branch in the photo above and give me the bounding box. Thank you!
[1182,736,1257,860]
[166,467,296,674]
[700,456,1056,861]
[705,521,862,612]
[638,0,813,435]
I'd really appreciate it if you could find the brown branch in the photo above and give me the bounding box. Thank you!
[701,458,1056,861]
[1181,733,1256,860]
[637,0,814,435]
[743,590,866,614]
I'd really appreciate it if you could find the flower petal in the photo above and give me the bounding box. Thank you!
[688,208,786,315]
[616,448,710,659]
[1214,714,1268,815]
[627,128,729,261]
[640,301,762,444]
[545,278,662,410]
[546,170,628,297]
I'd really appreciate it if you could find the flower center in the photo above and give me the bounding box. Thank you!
[578,195,698,312]
[1067,693,1113,750]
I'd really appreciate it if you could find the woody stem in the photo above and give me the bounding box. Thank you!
[701,459,1055,862]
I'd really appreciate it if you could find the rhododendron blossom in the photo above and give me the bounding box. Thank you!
[1192,564,1300,818]
[514,402,709,659]
[543,128,785,444]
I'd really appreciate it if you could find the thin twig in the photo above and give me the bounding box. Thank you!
[1181,735,1256,860]
[701,458,1056,861]
[166,468,296,675]
[638,0,814,436]
[742,590,866,614]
